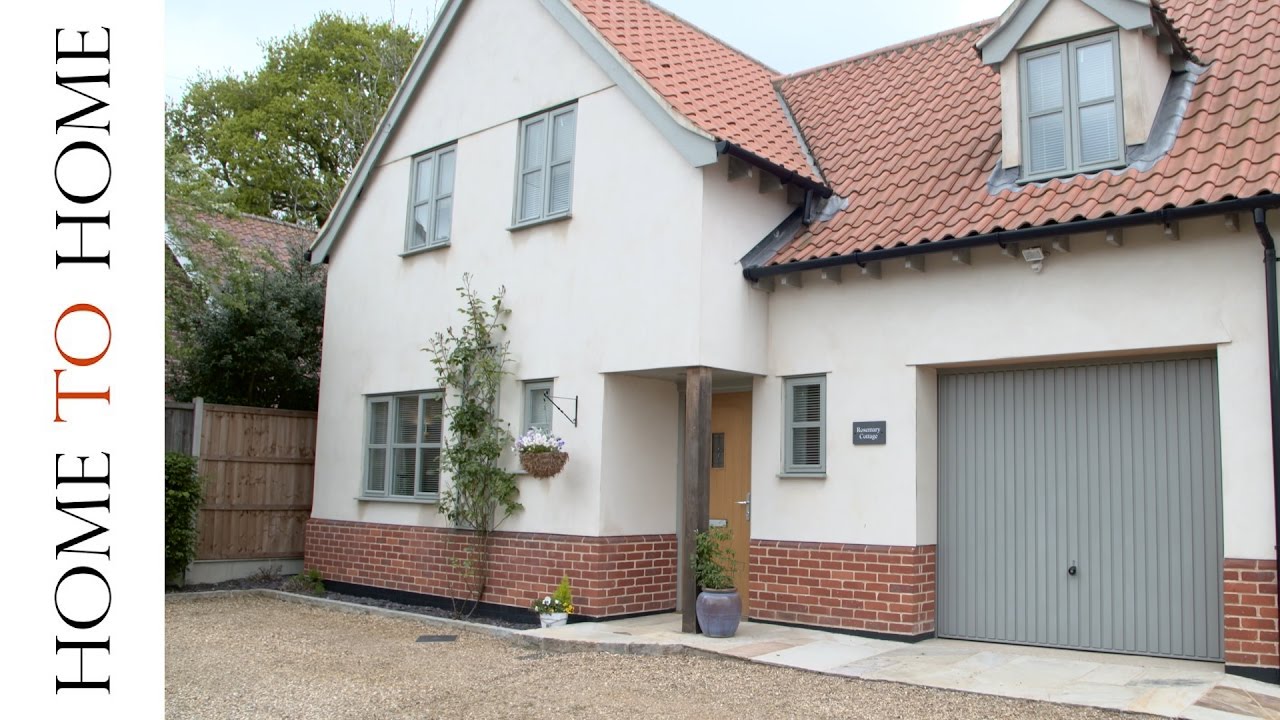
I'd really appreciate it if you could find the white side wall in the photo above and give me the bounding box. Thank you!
[756,216,1276,560]
[598,375,680,535]
[314,0,703,536]
[698,158,790,375]
[380,0,613,166]
[313,0,788,538]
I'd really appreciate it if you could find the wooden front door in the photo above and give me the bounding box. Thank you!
[709,391,752,616]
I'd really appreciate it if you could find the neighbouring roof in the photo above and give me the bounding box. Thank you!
[568,0,820,183]
[171,211,317,271]
[762,0,1280,267]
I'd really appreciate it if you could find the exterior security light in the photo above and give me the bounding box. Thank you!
[1021,246,1045,274]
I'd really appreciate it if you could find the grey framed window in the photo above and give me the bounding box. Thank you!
[513,104,576,226]
[783,375,826,474]
[523,379,553,434]
[364,392,443,500]
[406,145,456,251]
[1019,32,1123,180]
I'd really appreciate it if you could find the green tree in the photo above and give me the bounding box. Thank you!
[168,248,326,411]
[167,13,422,226]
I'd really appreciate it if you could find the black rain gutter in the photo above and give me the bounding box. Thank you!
[1253,207,1280,653]
[715,140,833,198]
[743,193,1280,281]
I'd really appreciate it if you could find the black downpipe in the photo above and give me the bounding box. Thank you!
[1253,208,1280,653]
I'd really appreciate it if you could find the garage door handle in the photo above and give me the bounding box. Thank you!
[1067,565,1077,576]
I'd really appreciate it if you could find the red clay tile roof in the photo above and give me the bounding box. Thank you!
[177,212,317,269]
[569,0,821,183]
[765,0,1280,266]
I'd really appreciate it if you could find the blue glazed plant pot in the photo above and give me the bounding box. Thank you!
[695,588,741,637]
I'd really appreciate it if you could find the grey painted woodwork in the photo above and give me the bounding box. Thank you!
[937,357,1223,661]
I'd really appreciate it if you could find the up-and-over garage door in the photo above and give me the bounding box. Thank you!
[937,357,1223,661]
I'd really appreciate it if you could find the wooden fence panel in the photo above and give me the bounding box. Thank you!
[194,403,316,561]
[165,401,195,454]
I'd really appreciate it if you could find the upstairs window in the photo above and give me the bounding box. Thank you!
[783,375,826,475]
[1020,33,1123,180]
[406,145,455,252]
[514,104,576,226]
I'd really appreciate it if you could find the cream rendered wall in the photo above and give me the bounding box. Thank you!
[313,0,708,536]
[1118,29,1172,146]
[1016,0,1113,49]
[756,216,1276,560]
[598,375,680,535]
[697,158,790,375]
[590,159,794,536]
[380,0,612,165]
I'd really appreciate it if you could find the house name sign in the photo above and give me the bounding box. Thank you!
[852,421,886,445]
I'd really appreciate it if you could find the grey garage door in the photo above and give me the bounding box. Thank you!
[937,357,1223,661]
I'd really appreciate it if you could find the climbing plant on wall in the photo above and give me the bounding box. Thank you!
[426,275,521,615]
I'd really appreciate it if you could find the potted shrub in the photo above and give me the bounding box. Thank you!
[531,574,575,628]
[693,527,741,637]
[514,428,568,478]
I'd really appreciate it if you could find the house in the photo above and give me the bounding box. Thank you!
[305,0,1280,682]
[166,210,317,275]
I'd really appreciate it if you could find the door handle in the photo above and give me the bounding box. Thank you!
[1067,564,1077,576]
[735,492,751,521]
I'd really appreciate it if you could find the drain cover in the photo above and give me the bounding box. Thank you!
[416,635,458,643]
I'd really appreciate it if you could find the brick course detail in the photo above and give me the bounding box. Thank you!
[750,539,936,637]
[1225,558,1280,670]
[305,518,676,617]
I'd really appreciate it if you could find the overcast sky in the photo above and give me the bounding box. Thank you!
[165,0,1010,101]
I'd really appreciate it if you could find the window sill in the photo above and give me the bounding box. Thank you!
[507,213,571,232]
[355,495,439,505]
[1015,160,1126,185]
[777,472,826,479]
[400,242,451,258]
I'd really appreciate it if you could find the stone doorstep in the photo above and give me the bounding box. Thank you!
[169,590,1280,719]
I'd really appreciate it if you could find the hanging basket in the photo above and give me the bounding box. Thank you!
[520,450,568,478]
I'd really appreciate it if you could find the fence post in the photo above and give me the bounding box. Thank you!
[191,396,204,458]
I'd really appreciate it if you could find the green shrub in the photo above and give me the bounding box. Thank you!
[692,527,738,590]
[283,568,325,596]
[165,453,204,583]
[552,574,573,608]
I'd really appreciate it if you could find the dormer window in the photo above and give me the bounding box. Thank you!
[1020,33,1124,179]
[977,0,1195,187]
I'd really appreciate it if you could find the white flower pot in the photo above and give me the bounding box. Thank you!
[539,612,568,628]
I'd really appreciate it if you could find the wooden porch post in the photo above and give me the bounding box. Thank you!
[681,366,712,633]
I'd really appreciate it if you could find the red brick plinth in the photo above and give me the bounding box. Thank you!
[750,539,936,637]
[305,518,677,617]
[1225,558,1280,671]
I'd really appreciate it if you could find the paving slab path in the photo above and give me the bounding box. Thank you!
[167,593,1145,719]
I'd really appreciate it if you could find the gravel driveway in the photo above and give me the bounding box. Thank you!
[167,594,1145,719]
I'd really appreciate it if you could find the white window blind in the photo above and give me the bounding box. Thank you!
[784,375,826,474]
[406,145,456,251]
[523,380,553,435]
[1020,33,1122,179]
[364,391,443,499]
[515,105,576,225]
